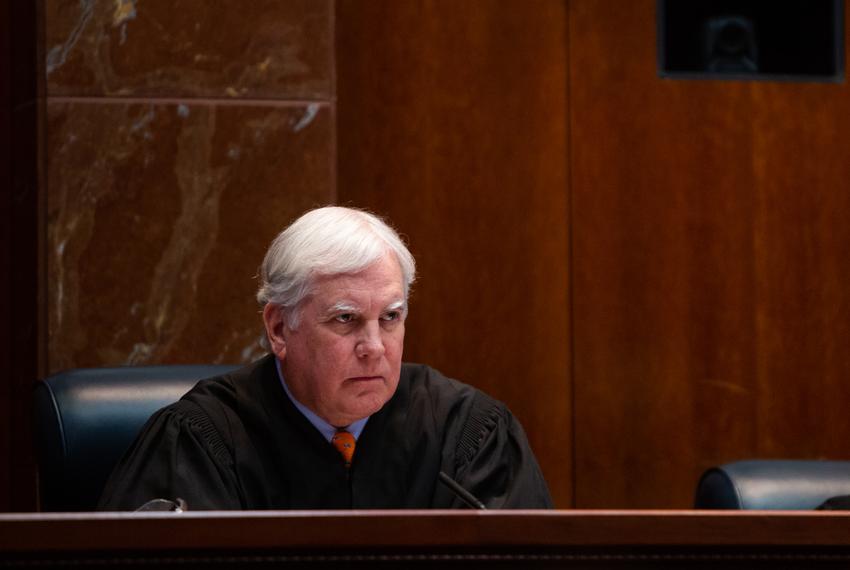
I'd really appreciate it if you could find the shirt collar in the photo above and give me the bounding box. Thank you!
[275,357,368,443]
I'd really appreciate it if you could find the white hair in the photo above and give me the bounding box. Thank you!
[257,206,416,328]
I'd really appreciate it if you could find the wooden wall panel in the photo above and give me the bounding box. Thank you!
[571,0,850,508]
[336,0,573,507]
[753,84,850,458]
[1,0,42,512]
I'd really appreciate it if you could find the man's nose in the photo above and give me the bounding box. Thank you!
[355,321,386,359]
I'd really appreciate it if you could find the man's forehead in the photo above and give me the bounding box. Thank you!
[311,266,403,294]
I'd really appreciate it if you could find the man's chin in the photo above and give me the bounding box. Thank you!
[332,394,391,425]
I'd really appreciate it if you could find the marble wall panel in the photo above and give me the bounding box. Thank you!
[45,0,331,99]
[46,100,333,372]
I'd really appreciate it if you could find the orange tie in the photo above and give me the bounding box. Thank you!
[331,430,356,468]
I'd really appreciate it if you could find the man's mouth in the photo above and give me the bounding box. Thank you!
[347,376,383,382]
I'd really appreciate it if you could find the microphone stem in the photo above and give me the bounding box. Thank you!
[438,471,486,510]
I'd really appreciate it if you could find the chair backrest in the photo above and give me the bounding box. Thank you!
[34,364,239,512]
[695,459,850,509]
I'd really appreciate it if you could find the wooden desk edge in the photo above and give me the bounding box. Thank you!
[1,510,850,552]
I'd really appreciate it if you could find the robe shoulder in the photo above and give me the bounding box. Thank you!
[400,363,554,509]
[97,365,248,511]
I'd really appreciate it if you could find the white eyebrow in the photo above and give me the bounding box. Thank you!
[325,299,407,316]
[387,299,408,316]
[328,301,359,313]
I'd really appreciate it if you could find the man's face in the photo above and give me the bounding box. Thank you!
[270,254,406,427]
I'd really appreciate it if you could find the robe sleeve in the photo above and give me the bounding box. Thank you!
[453,400,554,509]
[97,400,242,511]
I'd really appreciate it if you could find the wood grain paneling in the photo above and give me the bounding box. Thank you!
[336,0,572,507]
[752,82,850,458]
[571,0,850,507]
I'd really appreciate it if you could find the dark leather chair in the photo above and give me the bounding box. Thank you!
[34,364,238,512]
[695,459,850,509]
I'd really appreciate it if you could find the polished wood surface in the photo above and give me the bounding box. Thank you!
[2,511,850,568]
[337,0,573,508]
[570,0,850,508]
[4,510,850,549]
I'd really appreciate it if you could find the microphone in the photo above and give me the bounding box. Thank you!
[135,497,188,512]
[438,471,486,510]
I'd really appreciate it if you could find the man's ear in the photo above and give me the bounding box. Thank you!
[262,304,288,359]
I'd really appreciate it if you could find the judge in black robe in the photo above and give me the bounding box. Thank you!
[98,354,553,510]
[99,206,554,511]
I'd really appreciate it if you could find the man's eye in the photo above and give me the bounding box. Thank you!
[335,313,355,323]
[381,311,400,322]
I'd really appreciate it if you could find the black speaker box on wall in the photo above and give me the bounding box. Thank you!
[658,0,844,81]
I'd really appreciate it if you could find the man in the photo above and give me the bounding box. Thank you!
[99,207,552,510]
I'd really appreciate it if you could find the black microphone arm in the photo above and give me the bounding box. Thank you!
[438,471,486,510]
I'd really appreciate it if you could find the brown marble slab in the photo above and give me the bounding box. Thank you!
[44,0,331,99]
[46,100,333,372]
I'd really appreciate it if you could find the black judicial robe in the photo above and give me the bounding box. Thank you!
[98,355,553,510]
